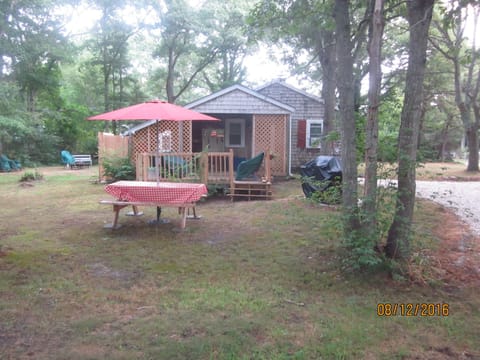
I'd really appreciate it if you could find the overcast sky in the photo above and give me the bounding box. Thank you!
[59,3,311,93]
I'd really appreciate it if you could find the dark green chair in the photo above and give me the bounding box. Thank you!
[235,152,265,181]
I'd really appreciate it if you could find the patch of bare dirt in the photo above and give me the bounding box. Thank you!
[413,205,480,288]
[405,346,477,360]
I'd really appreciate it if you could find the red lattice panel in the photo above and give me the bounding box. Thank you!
[253,115,287,176]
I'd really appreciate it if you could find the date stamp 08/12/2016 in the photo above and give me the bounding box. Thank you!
[377,303,449,317]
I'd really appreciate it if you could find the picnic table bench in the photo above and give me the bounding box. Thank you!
[100,199,201,230]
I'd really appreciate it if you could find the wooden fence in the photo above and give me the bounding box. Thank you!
[98,132,129,182]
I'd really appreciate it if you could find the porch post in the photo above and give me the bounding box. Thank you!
[200,151,208,184]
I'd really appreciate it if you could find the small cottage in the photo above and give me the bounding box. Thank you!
[126,80,330,179]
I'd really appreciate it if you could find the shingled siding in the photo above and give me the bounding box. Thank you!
[258,83,325,171]
[190,89,291,115]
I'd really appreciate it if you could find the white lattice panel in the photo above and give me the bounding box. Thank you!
[253,114,287,176]
[132,121,192,159]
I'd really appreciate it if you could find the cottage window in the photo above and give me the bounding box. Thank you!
[306,119,323,148]
[226,119,245,147]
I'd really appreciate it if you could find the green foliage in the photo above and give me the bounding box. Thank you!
[150,0,244,102]
[0,80,64,166]
[341,166,399,271]
[199,0,252,92]
[84,1,136,115]
[324,130,340,143]
[206,184,228,197]
[378,89,403,163]
[19,169,44,182]
[378,132,399,163]
[102,156,136,181]
[1,0,70,111]
[301,176,342,205]
[341,225,385,271]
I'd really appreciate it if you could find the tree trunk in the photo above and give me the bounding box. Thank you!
[466,123,479,171]
[103,37,111,133]
[466,10,480,171]
[438,119,451,161]
[335,0,360,234]
[471,80,480,170]
[27,87,36,113]
[166,47,176,103]
[386,0,434,260]
[317,30,337,155]
[363,0,384,234]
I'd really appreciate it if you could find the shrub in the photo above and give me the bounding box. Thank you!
[102,156,136,181]
[19,170,44,182]
[301,175,342,205]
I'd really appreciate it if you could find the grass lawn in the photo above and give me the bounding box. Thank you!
[1,165,479,359]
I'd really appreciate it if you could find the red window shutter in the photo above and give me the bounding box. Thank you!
[297,119,306,148]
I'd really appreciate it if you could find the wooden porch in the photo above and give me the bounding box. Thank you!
[135,149,272,200]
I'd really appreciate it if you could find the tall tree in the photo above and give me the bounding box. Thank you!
[386,0,435,259]
[0,0,74,164]
[81,0,156,133]
[249,0,338,153]
[335,0,361,234]
[86,0,136,117]
[418,41,463,162]
[0,0,69,112]
[363,0,385,236]
[151,0,220,103]
[430,3,480,171]
[201,0,253,92]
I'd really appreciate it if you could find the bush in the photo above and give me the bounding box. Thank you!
[341,169,398,272]
[301,175,342,205]
[102,156,136,181]
[310,180,342,205]
[19,170,44,182]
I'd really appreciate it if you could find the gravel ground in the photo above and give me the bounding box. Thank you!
[415,181,480,236]
[367,178,480,236]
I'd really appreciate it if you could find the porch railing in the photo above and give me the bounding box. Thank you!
[136,149,234,185]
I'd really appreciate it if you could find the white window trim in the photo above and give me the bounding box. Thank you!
[226,118,245,147]
[306,119,323,149]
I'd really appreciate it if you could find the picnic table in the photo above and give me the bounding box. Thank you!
[101,181,207,230]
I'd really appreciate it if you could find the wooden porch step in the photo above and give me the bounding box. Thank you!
[229,181,272,201]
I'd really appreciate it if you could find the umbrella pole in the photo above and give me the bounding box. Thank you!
[156,119,160,185]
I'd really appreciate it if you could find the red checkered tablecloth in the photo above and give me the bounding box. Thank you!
[104,181,207,205]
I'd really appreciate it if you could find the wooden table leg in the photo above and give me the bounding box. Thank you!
[112,204,122,229]
[179,207,187,229]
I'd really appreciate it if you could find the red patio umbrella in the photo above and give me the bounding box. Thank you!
[87,100,219,122]
[87,100,219,182]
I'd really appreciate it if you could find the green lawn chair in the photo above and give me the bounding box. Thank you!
[61,150,75,168]
[235,152,265,181]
